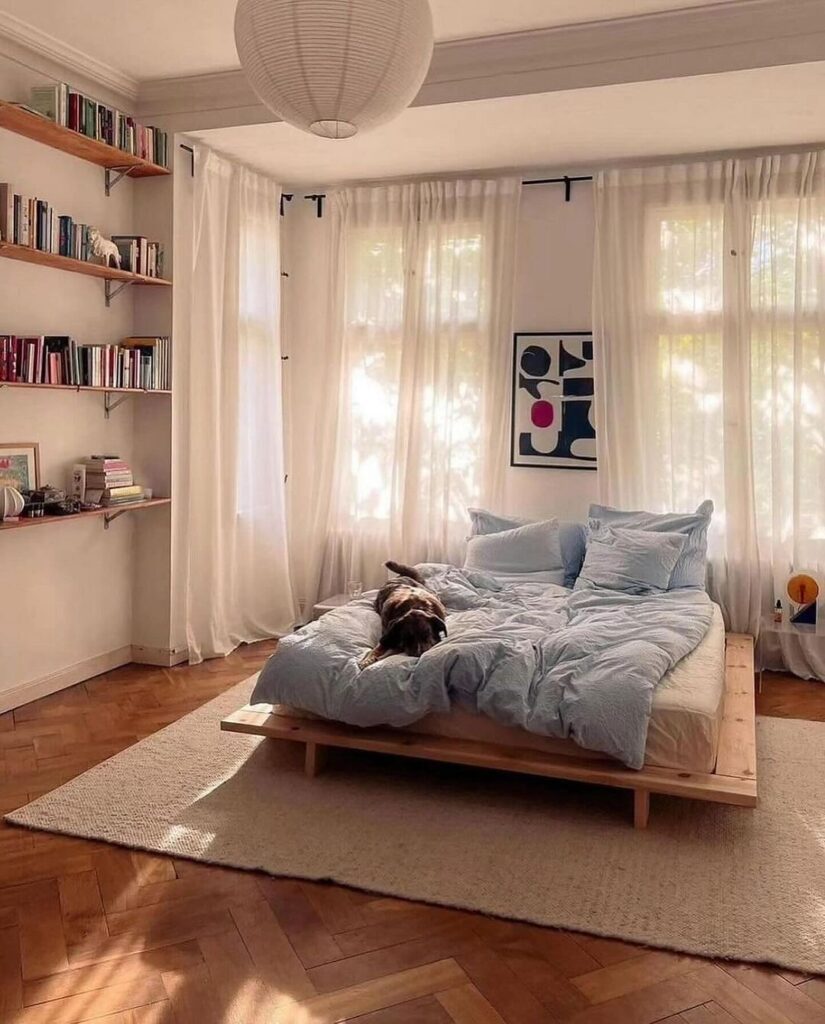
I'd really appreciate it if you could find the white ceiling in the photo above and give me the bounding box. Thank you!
[0,0,743,81]
[190,62,825,187]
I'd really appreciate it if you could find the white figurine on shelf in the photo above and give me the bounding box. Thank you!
[1,485,25,521]
[88,228,121,269]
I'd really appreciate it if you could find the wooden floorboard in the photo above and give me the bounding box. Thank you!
[0,644,821,1022]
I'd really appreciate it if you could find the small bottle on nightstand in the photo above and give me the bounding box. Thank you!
[773,600,783,623]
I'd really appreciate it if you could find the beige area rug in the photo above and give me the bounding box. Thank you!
[6,677,825,974]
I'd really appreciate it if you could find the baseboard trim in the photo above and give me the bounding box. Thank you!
[131,646,188,668]
[1,646,134,714]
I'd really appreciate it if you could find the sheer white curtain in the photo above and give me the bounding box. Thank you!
[287,178,521,610]
[593,153,825,676]
[173,145,296,662]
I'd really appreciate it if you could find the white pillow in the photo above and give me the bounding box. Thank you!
[464,519,565,584]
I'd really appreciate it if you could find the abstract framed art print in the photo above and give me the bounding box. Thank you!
[510,332,597,470]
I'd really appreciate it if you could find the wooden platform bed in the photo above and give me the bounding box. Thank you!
[221,633,756,829]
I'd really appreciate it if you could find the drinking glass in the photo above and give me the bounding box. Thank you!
[346,580,364,599]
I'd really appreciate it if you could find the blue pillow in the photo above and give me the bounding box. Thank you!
[575,525,687,594]
[587,500,713,590]
[464,520,566,585]
[467,508,587,587]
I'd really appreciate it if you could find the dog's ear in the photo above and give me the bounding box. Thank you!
[429,614,447,641]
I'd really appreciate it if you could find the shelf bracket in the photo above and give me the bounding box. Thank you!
[105,165,135,196]
[104,392,130,419]
[104,279,132,307]
[103,509,128,529]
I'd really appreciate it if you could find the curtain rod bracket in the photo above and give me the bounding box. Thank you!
[305,194,325,217]
[280,193,294,217]
[179,144,195,177]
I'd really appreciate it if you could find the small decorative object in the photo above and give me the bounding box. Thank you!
[234,0,434,139]
[511,333,597,469]
[773,599,783,624]
[71,463,87,501]
[0,442,40,492]
[787,572,819,626]
[49,499,83,516]
[347,579,364,599]
[27,484,65,505]
[88,228,122,269]
[1,485,24,521]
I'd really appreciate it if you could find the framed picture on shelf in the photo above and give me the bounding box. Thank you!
[0,442,40,491]
[510,332,597,470]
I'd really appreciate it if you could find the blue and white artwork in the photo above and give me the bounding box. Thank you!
[511,332,597,470]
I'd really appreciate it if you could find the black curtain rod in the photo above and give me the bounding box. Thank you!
[522,175,593,202]
[278,175,593,215]
[176,144,592,206]
[281,176,594,207]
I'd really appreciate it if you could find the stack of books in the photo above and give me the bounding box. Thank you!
[29,84,169,168]
[0,183,165,275]
[82,457,144,507]
[0,335,171,390]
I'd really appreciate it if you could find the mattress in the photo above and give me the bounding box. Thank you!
[403,603,726,773]
[274,602,726,775]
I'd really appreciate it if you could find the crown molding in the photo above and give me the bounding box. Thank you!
[419,0,825,105]
[0,11,138,106]
[135,0,825,130]
[2,0,822,131]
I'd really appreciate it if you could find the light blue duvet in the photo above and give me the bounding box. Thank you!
[251,565,713,769]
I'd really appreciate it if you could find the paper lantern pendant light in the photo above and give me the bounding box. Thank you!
[234,0,434,139]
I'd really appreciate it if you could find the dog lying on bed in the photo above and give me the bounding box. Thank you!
[360,561,448,668]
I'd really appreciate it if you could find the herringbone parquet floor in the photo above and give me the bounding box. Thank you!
[1,646,823,1024]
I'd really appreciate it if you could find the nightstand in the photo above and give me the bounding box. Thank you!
[311,593,351,620]
[757,615,825,691]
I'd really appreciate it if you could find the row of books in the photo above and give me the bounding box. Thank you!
[0,184,166,277]
[111,235,164,278]
[30,84,169,168]
[0,336,172,391]
[77,457,145,507]
[0,187,90,258]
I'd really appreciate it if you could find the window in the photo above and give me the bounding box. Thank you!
[649,196,825,551]
[342,222,488,528]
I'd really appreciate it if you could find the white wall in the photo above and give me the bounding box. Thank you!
[130,171,175,657]
[504,180,599,522]
[0,57,171,704]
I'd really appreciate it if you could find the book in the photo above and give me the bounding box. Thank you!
[30,84,62,123]
[0,183,13,242]
[103,485,143,499]
[87,474,133,487]
[101,494,145,507]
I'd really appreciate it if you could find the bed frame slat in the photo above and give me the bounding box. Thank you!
[715,633,757,781]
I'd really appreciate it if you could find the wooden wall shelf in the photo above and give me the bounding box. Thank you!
[0,382,171,396]
[0,242,171,287]
[0,101,170,178]
[0,498,171,533]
